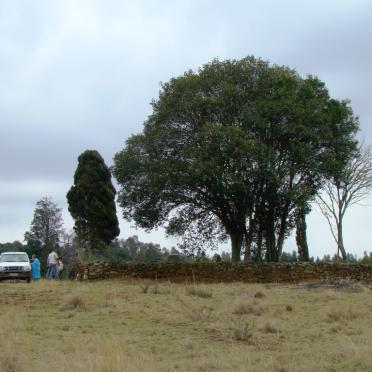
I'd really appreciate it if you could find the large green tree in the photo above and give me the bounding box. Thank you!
[67,150,120,253]
[113,56,358,262]
[24,196,64,253]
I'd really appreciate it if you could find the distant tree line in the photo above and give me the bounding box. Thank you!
[3,191,372,266]
[3,238,372,264]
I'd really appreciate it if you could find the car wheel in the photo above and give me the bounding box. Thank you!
[26,277,31,284]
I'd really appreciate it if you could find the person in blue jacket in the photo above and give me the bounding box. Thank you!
[31,254,41,280]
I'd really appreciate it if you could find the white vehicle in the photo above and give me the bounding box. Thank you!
[0,252,32,283]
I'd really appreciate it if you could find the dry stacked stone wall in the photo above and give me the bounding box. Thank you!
[75,262,372,283]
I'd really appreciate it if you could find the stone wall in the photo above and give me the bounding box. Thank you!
[75,262,372,283]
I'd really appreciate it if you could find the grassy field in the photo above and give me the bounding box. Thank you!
[1,279,372,372]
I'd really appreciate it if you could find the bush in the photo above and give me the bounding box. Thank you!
[233,302,263,316]
[232,318,255,343]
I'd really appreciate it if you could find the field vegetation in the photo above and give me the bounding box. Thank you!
[1,279,372,371]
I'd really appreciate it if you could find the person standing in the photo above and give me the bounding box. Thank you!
[31,254,41,280]
[46,249,58,279]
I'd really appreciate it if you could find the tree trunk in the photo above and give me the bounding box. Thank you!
[266,232,277,262]
[243,231,251,262]
[243,218,255,262]
[296,208,309,261]
[265,209,278,262]
[337,216,347,260]
[230,231,243,263]
[256,227,263,262]
[276,207,289,260]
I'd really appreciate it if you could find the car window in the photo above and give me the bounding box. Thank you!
[0,254,29,262]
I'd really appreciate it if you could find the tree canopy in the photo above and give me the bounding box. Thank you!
[113,56,358,262]
[24,196,64,252]
[67,150,120,253]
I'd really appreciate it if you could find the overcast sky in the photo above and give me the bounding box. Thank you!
[1,0,372,258]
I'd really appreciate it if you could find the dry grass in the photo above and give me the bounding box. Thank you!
[1,279,372,371]
[298,278,368,292]
[186,285,213,298]
[177,296,214,322]
[233,301,263,316]
[0,350,18,372]
[261,320,278,334]
[139,279,165,295]
[327,308,361,323]
[151,280,161,294]
[139,279,151,293]
[61,292,87,311]
[285,304,293,312]
[187,305,214,322]
[232,318,255,343]
[254,290,265,299]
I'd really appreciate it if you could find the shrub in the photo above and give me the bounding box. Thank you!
[188,305,214,322]
[232,318,255,343]
[186,286,213,298]
[233,302,263,316]
[139,279,151,293]
[254,291,265,299]
[177,297,214,322]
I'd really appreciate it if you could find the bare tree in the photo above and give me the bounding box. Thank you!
[59,229,78,262]
[317,145,372,260]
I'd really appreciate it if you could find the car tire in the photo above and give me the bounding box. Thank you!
[26,277,31,283]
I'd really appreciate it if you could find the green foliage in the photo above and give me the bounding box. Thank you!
[0,241,25,254]
[105,236,163,261]
[359,252,372,264]
[315,253,357,262]
[99,236,187,262]
[280,251,298,263]
[113,56,358,262]
[67,150,120,253]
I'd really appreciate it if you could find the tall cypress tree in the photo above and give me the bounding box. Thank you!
[67,150,120,253]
